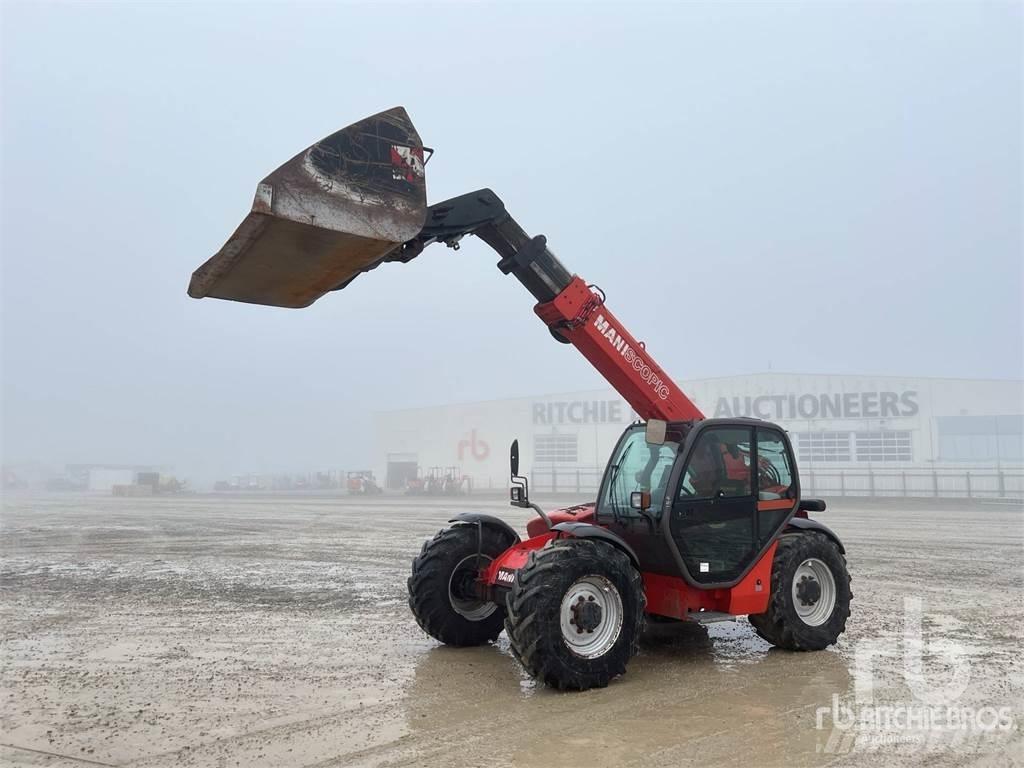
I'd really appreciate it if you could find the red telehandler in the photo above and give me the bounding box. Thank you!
[190,108,852,690]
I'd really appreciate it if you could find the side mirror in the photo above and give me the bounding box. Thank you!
[509,438,530,509]
[645,419,667,445]
[630,490,651,511]
[799,498,826,513]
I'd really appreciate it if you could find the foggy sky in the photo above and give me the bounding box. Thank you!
[2,2,1021,484]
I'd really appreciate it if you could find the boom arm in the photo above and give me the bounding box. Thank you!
[188,107,700,422]
[386,189,704,423]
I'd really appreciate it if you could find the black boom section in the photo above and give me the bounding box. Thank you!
[448,512,521,544]
[551,522,640,569]
[392,189,574,304]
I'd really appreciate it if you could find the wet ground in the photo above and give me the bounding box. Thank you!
[1,493,1021,767]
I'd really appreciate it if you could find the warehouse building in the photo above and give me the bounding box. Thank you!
[65,464,170,492]
[374,373,1024,499]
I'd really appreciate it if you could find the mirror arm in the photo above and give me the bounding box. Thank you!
[528,502,553,531]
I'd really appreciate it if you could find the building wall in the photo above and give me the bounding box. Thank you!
[373,389,634,491]
[374,374,1024,496]
[685,374,1023,468]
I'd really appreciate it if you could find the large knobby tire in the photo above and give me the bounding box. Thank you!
[749,531,852,650]
[408,524,515,646]
[505,538,645,691]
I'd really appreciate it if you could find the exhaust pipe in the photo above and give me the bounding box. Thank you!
[188,107,428,308]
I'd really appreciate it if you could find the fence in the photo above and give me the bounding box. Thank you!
[530,467,604,495]
[801,468,1023,500]
[530,465,1024,500]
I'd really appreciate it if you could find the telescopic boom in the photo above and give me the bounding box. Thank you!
[188,107,704,423]
[391,189,703,422]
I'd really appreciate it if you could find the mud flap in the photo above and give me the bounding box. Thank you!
[188,107,428,308]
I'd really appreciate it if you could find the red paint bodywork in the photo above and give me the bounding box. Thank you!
[483,532,556,584]
[526,503,597,538]
[534,277,703,423]
[476,275,786,622]
[481,522,775,620]
[641,542,775,617]
[480,496,788,620]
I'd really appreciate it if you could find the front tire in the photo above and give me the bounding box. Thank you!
[505,539,645,690]
[749,531,852,650]
[408,524,515,646]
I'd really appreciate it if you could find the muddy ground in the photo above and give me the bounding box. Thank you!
[1,493,1021,767]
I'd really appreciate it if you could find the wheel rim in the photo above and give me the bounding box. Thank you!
[448,555,496,621]
[559,575,624,659]
[792,557,837,627]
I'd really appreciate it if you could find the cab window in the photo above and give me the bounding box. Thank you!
[599,427,679,518]
[678,427,753,499]
[756,429,794,500]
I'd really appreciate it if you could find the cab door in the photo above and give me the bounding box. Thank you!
[595,425,685,576]
[666,423,800,586]
[667,425,758,584]
[752,427,799,549]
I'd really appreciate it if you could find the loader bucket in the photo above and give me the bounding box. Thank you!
[188,107,427,308]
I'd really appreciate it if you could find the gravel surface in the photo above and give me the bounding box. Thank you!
[1,492,1021,767]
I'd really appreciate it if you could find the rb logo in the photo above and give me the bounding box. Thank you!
[457,429,490,461]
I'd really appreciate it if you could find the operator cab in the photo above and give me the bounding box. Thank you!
[596,419,801,588]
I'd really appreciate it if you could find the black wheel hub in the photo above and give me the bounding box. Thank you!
[451,567,479,602]
[570,595,602,633]
[796,574,822,606]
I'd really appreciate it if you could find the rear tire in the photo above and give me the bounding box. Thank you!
[749,532,852,650]
[505,539,645,690]
[408,524,515,646]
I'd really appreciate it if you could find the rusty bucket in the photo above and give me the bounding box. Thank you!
[188,107,428,308]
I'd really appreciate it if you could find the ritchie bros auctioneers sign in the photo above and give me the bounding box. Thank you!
[712,390,919,421]
[531,390,920,425]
